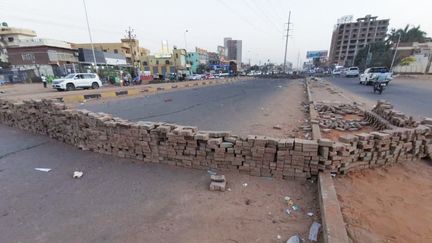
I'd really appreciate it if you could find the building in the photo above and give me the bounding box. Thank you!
[217,46,226,60]
[72,39,149,68]
[142,47,188,76]
[186,52,199,73]
[392,42,432,74]
[329,15,389,66]
[77,48,126,67]
[7,38,78,76]
[208,52,219,65]
[0,22,37,62]
[195,47,209,64]
[223,37,242,68]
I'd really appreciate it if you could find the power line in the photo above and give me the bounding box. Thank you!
[241,0,282,34]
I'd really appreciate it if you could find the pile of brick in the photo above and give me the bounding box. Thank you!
[372,100,418,128]
[0,98,431,178]
[316,103,368,132]
[209,175,226,191]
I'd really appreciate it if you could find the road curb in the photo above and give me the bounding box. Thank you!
[58,78,247,104]
[306,78,350,243]
[318,173,350,243]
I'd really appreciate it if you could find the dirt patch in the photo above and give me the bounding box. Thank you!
[241,80,307,138]
[321,126,375,141]
[334,160,432,243]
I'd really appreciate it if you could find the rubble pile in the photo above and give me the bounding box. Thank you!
[0,99,430,177]
[372,100,418,128]
[316,103,369,132]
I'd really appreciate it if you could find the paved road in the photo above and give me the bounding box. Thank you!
[0,125,314,242]
[82,78,296,133]
[327,77,432,118]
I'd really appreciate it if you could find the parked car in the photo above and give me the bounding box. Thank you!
[359,67,392,85]
[332,69,342,76]
[345,67,360,77]
[52,73,102,91]
[186,74,202,81]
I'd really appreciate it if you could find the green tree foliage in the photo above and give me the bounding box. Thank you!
[400,56,416,66]
[354,42,395,69]
[196,63,209,74]
[387,25,428,44]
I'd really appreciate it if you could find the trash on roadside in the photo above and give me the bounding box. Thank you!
[307,212,314,217]
[308,222,321,241]
[242,183,248,187]
[34,168,51,172]
[209,174,226,192]
[277,234,282,240]
[286,235,301,243]
[285,208,291,215]
[331,172,337,177]
[277,85,283,88]
[273,124,282,130]
[164,98,173,102]
[73,171,83,179]
[292,205,299,211]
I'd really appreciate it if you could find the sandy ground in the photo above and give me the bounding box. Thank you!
[334,159,432,243]
[238,79,307,138]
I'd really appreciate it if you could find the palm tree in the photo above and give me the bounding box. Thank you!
[387,25,428,44]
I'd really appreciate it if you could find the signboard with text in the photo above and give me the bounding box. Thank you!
[306,50,328,59]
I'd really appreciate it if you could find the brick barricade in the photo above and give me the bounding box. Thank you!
[0,98,431,179]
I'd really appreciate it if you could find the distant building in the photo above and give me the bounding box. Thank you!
[72,39,149,68]
[142,47,187,76]
[223,37,242,69]
[329,15,389,66]
[195,47,209,64]
[186,52,199,73]
[0,22,37,62]
[77,48,126,67]
[392,42,432,74]
[7,38,78,76]
[208,52,219,65]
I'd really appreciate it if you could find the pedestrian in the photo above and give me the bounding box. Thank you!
[41,74,47,88]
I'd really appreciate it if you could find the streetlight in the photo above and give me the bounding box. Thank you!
[390,33,402,70]
[82,0,97,71]
[184,29,189,51]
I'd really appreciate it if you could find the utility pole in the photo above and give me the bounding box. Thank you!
[184,30,189,51]
[283,11,292,73]
[125,27,136,68]
[82,0,97,71]
[390,33,401,70]
[296,51,300,70]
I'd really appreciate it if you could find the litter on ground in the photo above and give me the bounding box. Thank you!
[34,168,51,172]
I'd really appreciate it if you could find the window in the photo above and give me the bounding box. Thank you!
[143,61,148,66]
[176,54,178,58]
[165,60,170,65]
[8,37,14,42]
[156,60,159,65]
[114,49,118,54]
[21,53,35,61]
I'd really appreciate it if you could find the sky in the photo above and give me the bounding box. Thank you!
[1,0,431,66]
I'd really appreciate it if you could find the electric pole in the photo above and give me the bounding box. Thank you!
[82,0,97,70]
[283,11,292,73]
[125,27,137,68]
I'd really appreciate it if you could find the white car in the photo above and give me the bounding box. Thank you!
[359,67,392,85]
[52,73,102,91]
[332,69,342,75]
[345,67,360,77]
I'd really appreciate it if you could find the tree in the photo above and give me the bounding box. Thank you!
[354,42,395,69]
[196,63,209,74]
[387,25,428,44]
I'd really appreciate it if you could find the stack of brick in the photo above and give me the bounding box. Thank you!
[372,100,418,128]
[0,98,431,180]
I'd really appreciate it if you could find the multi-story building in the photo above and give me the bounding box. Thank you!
[7,38,78,76]
[72,39,149,68]
[142,47,187,76]
[195,47,209,64]
[186,52,199,73]
[223,37,242,68]
[329,15,389,66]
[0,22,37,62]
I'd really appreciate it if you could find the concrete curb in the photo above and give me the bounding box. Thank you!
[60,78,244,104]
[306,78,350,243]
[319,173,350,243]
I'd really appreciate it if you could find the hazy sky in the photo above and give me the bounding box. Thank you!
[1,0,431,66]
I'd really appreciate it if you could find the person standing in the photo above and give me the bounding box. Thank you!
[41,74,47,88]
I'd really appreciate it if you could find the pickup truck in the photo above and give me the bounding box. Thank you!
[359,67,392,85]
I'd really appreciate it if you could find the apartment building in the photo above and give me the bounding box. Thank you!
[329,15,389,66]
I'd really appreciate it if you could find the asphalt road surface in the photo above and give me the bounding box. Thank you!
[82,78,296,133]
[327,77,432,118]
[0,125,316,242]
